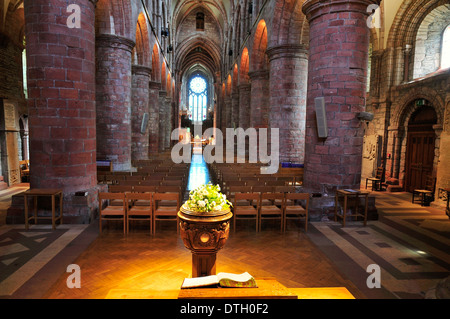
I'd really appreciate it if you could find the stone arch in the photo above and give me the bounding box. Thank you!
[166,72,172,96]
[269,0,308,47]
[134,12,151,67]
[411,5,450,79]
[95,0,133,38]
[394,88,445,128]
[240,47,250,84]
[385,0,449,84]
[232,64,238,92]
[161,60,166,91]
[151,43,160,82]
[251,19,268,72]
[226,74,232,97]
[390,88,445,187]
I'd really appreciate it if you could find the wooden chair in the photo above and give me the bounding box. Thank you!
[228,186,252,206]
[274,186,296,206]
[126,192,152,234]
[98,192,126,234]
[412,176,436,206]
[233,193,260,232]
[252,186,274,206]
[366,166,383,191]
[19,160,30,182]
[153,192,180,234]
[108,185,133,205]
[284,193,310,232]
[259,193,284,232]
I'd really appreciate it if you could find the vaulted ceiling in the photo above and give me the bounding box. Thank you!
[172,0,231,83]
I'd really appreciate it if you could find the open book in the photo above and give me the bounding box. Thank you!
[181,272,257,289]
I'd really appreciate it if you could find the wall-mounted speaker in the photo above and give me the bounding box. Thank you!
[315,97,328,138]
[141,113,149,134]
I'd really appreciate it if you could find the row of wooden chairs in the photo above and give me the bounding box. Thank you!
[98,192,180,235]
[98,171,188,184]
[233,192,310,233]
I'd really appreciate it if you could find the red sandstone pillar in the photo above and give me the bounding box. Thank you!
[164,96,172,149]
[238,84,251,129]
[148,81,161,154]
[249,70,269,128]
[267,45,309,164]
[131,65,151,162]
[224,96,232,128]
[158,90,167,152]
[302,0,377,194]
[231,92,240,128]
[24,0,98,222]
[96,34,135,171]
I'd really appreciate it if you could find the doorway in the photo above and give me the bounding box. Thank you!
[405,105,437,192]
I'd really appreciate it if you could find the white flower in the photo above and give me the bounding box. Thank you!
[213,205,222,211]
[198,200,206,207]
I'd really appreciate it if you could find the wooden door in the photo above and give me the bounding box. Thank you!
[405,132,435,192]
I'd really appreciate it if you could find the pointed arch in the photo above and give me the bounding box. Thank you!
[135,12,151,67]
[251,19,268,71]
[151,43,160,82]
[240,47,250,84]
[95,0,133,38]
[161,61,166,91]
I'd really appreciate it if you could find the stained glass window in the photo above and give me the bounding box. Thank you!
[189,76,207,122]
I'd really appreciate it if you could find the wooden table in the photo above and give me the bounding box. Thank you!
[178,279,297,299]
[334,189,370,227]
[24,188,63,230]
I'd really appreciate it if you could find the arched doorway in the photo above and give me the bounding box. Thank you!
[405,102,437,192]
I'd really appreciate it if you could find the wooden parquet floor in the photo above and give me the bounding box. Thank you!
[43,224,366,299]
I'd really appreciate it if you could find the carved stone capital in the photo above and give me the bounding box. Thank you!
[266,44,309,61]
[96,34,135,53]
[132,64,152,77]
[302,0,380,22]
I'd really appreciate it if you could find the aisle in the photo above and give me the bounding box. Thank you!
[186,154,211,192]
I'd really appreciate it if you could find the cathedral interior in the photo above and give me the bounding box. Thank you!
[0,0,449,301]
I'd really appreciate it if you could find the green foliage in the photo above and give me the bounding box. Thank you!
[184,182,232,213]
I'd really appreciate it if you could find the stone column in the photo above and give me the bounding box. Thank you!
[23,0,99,222]
[231,92,240,128]
[158,90,167,152]
[96,34,135,171]
[224,96,232,129]
[131,65,151,162]
[267,44,309,164]
[302,0,377,194]
[238,84,251,130]
[249,70,269,128]
[148,81,161,155]
[165,96,172,149]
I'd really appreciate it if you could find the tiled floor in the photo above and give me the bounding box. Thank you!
[308,192,450,299]
[0,173,449,299]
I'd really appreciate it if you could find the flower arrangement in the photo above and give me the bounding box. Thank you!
[184,183,232,213]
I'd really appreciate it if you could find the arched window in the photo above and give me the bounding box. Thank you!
[441,25,450,69]
[188,76,208,122]
[196,12,205,30]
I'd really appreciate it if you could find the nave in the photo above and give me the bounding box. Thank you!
[0,154,448,299]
